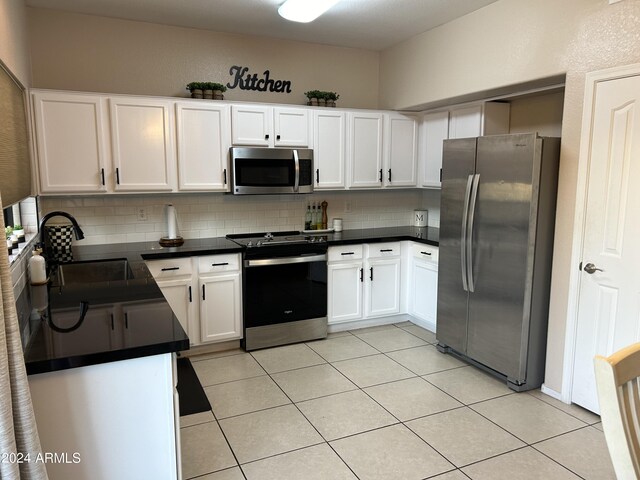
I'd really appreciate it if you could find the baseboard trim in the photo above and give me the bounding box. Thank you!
[540,384,565,402]
[328,314,432,333]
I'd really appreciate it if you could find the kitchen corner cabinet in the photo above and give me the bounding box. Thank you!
[421,102,510,188]
[176,102,231,191]
[408,243,438,330]
[32,91,109,193]
[384,113,418,187]
[313,110,346,190]
[109,97,175,191]
[231,105,310,147]
[328,243,401,324]
[348,112,384,188]
[147,254,242,346]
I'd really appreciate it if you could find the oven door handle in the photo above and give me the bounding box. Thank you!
[245,253,327,267]
[293,149,300,193]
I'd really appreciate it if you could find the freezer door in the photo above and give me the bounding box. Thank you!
[466,134,538,382]
[436,137,476,353]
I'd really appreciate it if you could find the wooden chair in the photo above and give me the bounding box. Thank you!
[594,343,640,480]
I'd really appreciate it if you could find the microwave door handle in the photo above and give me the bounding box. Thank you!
[293,149,300,193]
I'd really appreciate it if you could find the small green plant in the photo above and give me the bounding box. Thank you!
[13,224,23,230]
[5,226,13,238]
[186,82,205,92]
[304,90,322,100]
[205,82,227,92]
[326,92,340,101]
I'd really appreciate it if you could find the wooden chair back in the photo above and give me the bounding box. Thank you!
[594,343,640,480]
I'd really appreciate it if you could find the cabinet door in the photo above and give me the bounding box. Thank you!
[200,272,242,343]
[348,112,384,188]
[365,258,401,318]
[155,279,196,345]
[231,105,272,146]
[49,306,116,356]
[176,102,230,192]
[274,107,309,147]
[385,113,418,187]
[449,105,483,139]
[33,92,108,193]
[328,262,363,324]
[122,301,176,346]
[110,98,175,191]
[313,110,346,189]
[421,111,449,188]
[409,261,438,327]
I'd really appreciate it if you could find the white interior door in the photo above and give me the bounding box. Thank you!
[571,73,640,413]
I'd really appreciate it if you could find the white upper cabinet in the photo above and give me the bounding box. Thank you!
[33,91,108,193]
[448,104,484,139]
[420,110,449,188]
[109,97,175,191]
[231,105,309,147]
[313,110,346,190]
[348,112,384,189]
[176,102,231,192]
[384,113,418,187]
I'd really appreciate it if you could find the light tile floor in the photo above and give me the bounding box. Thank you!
[182,322,614,480]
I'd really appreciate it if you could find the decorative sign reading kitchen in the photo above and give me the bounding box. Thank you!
[227,66,292,93]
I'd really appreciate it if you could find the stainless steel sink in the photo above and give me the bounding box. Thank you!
[54,259,133,285]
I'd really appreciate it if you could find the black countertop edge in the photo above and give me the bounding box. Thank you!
[26,338,190,376]
[323,226,439,248]
[140,245,244,260]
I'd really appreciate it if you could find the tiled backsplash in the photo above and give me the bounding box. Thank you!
[39,190,441,246]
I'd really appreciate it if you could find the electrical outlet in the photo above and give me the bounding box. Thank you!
[137,208,148,221]
[344,201,352,213]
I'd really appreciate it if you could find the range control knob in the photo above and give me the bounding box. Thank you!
[247,241,253,247]
[256,240,262,247]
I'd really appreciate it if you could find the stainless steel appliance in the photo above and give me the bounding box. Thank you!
[227,231,327,350]
[230,147,314,195]
[436,133,560,391]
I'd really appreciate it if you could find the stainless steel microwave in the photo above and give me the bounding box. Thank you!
[229,147,314,195]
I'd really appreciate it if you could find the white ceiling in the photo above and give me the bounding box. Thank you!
[25,0,499,51]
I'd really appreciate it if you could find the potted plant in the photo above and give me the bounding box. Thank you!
[186,82,205,99]
[327,92,340,107]
[210,82,227,100]
[13,224,25,243]
[202,82,214,99]
[304,90,321,106]
[317,91,328,107]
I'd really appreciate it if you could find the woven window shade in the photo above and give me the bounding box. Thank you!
[0,62,31,207]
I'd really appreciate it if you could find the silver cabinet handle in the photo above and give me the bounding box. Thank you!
[583,263,604,274]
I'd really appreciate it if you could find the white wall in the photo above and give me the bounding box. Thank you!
[39,190,429,245]
[27,8,380,109]
[380,0,640,395]
[0,0,30,86]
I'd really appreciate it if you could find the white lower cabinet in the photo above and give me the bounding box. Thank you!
[328,243,401,324]
[408,243,439,331]
[147,253,242,346]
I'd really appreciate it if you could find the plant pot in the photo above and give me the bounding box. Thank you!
[203,89,214,99]
[318,99,326,107]
[213,90,224,100]
[328,100,336,107]
[190,89,203,99]
[309,98,319,106]
[13,229,25,242]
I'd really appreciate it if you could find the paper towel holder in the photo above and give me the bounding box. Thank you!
[159,204,184,247]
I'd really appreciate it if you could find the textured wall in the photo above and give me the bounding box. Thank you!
[0,0,30,86]
[27,8,380,109]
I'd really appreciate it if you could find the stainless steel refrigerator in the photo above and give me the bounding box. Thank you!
[436,133,560,391]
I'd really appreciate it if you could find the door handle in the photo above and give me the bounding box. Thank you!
[100,168,105,186]
[461,174,474,292]
[466,174,480,292]
[379,169,383,183]
[360,268,364,282]
[316,169,320,184]
[202,284,206,300]
[115,167,120,185]
[188,286,192,302]
[583,263,604,274]
[370,267,373,281]
[388,169,392,183]
[223,168,227,185]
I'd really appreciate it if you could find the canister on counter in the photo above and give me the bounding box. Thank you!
[414,209,428,227]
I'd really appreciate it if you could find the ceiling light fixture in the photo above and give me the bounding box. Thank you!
[278,0,341,23]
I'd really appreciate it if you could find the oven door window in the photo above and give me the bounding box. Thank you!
[235,158,294,187]
[244,261,327,327]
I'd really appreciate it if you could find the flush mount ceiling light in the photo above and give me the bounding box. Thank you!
[278,0,341,23]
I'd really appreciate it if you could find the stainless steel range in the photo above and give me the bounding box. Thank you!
[227,231,328,351]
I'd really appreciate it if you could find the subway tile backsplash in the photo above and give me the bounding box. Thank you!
[39,189,441,246]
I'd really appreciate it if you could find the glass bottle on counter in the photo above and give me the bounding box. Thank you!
[310,203,317,230]
[304,204,312,230]
[316,201,324,230]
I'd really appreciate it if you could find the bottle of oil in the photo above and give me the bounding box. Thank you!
[304,203,312,230]
[310,203,317,230]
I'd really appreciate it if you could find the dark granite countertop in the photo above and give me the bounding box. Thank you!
[24,274,189,375]
[324,226,438,247]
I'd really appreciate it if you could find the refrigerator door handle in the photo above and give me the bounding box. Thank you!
[461,174,474,292]
[466,173,480,292]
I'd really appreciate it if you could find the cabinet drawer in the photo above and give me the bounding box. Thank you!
[198,254,241,274]
[411,243,438,263]
[146,258,193,279]
[328,245,364,263]
[366,242,401,259]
